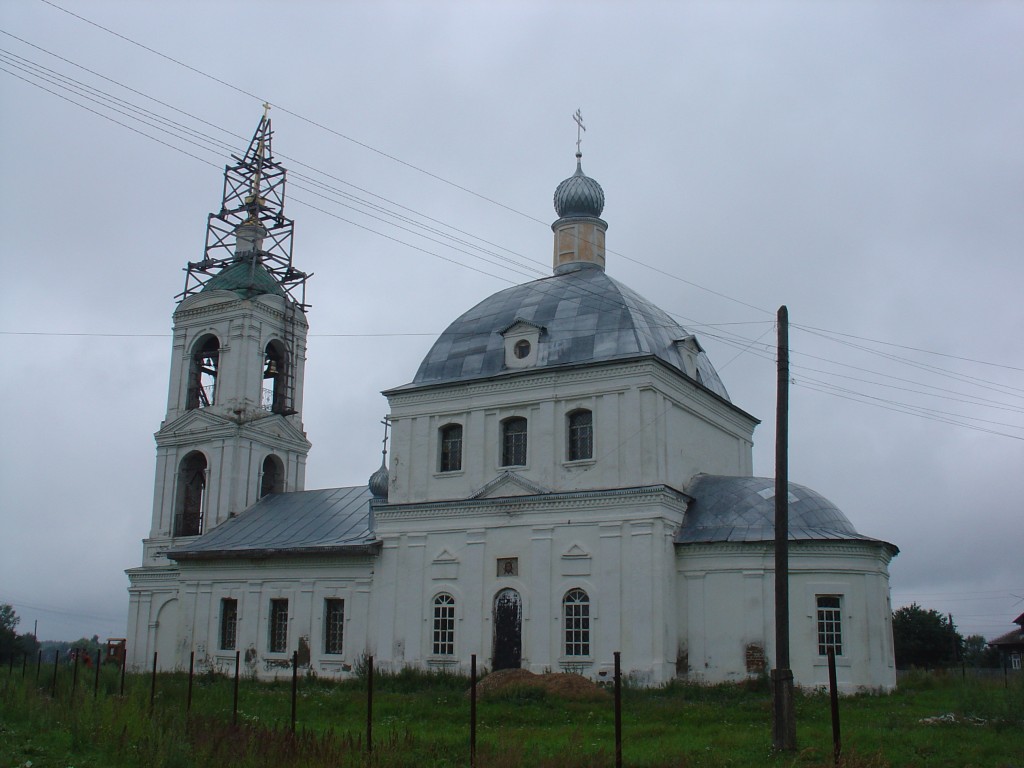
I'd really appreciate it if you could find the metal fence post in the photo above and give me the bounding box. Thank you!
[94,649,101,698]
[51,650,59,697]
[827,646,841,766]
[187,651,195,713]
[614,651,622,768]
[232,651,240,726]
[470,654,477,767]
[149,652,158,715]
[291,650,298,733]
[366,655,374,754]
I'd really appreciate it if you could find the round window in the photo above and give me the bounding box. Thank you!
[513,340,531,359]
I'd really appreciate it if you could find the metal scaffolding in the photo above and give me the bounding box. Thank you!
[179,113,310,310]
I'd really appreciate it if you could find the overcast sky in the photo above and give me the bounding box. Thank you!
[1,0,1021,644]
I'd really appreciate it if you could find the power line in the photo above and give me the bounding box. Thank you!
[5,25,1018,389]
[4,27,1021,439]
[793,322,1024,373]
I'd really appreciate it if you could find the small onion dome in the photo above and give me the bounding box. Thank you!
[553,153,605,218]
[368,461,390,500]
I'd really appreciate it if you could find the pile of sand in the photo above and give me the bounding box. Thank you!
[469,668,609,701]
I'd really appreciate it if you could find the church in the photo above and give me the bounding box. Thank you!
[126,116,899,692]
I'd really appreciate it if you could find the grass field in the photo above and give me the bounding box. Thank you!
[1,662,1021,767]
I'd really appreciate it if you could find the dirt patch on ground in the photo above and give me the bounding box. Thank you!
[469,668,609,701]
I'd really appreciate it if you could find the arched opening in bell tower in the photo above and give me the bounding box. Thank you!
[186,335,220,410]
[173,451,207,536]
[260,454,285,497]
[262,340,288,414]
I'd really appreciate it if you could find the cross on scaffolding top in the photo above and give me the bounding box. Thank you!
[262,101,272,119]
[574,108,586,154]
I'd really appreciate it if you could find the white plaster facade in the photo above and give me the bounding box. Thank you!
[126,128,898,692]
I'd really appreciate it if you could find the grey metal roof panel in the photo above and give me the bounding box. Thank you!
[168,486,374,559]
[408,264,731,400]
[676,474,897,551]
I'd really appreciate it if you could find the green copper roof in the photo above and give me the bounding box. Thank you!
[202,257,285,299]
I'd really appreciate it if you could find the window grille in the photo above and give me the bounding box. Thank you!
[502,417,528,466]
[568,410,593,461]
[563,588,590,656]
[324,599,344,655]
[432,594,456,656]
[269,598,289,653]
[816,595,843,656]
[440,424,463,472]
[220,598,237,650]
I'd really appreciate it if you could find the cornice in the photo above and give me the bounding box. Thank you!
[173,295,309,330]
[170,542,381,563]
[377,484,689,522]
[384,356,757,427]
[175,553,379,570]
[675,540,894,559]
[155,413,311,452]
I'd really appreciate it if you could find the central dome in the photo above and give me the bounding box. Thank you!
[411,265,730,398]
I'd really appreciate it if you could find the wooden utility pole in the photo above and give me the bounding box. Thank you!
[772,305,796,750]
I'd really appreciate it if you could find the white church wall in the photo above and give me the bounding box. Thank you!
[385,359,757,506]
[168,557,376,680]
[371,489,686,683]
[676,541,897,692]
[125,566,181,671]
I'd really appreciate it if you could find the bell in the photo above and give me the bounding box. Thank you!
[264,359,278,376]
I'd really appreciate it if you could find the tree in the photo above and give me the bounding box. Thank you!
[0,603,22,663]
[962,634,1002,668]
[892,603,963,669]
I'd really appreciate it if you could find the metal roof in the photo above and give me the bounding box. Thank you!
[168,486,374,560]
[408,263,730,398]
[553,157,605,218]
[201,256,285,299]
[677,474,897,551]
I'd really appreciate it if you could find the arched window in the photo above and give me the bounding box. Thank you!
[260,454,285,498]
[567,409,593,461]
[173,451,207,536]
[439,424,463,472]
[262,340,289,414]
[563,588,590,657]
[432,593,456,656]
[186,335,219,410]
[501,417,527,467]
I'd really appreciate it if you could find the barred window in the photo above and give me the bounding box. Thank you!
[324,599,344,655]
[567,409,593,461]
[502,417,528,467]
[440,424,463,472]
[563,588,590,657]
[432,593,456,656]
[220,598,237,651]
[816,595,843,656]
[269,598,289,653]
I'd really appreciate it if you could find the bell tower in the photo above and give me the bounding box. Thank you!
[137,111,311,565]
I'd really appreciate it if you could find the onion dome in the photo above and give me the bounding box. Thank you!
[553,153,605,218]
[368,461,389,500]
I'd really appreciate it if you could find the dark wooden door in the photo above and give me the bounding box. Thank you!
[492,588,522,670]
